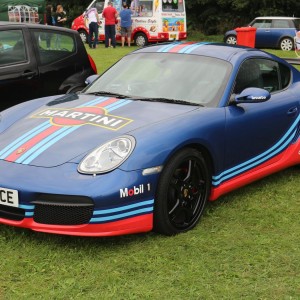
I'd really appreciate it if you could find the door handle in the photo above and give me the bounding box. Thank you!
[287,107,298,117]
[21,71,37,79]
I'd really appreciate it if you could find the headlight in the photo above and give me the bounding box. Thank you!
[78,136,135,175]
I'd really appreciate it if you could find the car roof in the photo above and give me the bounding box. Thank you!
[254,16,300,20]
[133,42,271,62]
[0,21,76,34]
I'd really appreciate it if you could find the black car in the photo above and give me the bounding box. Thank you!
[0,22,97,111]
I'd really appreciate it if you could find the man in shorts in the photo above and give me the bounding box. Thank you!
[120,3,133,47]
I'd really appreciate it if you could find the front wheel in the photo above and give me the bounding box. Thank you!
[134,33,148,47]
[280,37,293,51]
[154,148,211,235]
[78,29,88,44]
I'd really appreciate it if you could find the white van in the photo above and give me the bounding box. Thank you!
[71,0,187,47]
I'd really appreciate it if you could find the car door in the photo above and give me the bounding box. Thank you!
[223,58,299,176]
[30,28,79,95]
[0,26,39,110]
[251,18,273,47]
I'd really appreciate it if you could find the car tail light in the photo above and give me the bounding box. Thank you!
[88,54,97,74]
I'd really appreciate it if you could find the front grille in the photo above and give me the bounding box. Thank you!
[0,205,25,221]
[32,194,94,225]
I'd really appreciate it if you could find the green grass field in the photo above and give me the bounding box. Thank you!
[1,37,300,300]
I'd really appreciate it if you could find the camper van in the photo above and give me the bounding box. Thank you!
[71,0,187,47]
[0,0,45,24]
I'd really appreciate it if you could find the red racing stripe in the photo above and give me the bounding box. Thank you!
[5,126,60,162]
[168,42,195,53]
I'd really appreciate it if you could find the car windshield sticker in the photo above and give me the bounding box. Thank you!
[0,97,133,165]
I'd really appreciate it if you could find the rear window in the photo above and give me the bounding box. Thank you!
[33,30,76,65]
[294,19,300,30]
[0,30,27,66]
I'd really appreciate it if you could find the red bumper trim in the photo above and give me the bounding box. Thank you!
[0,214,153,237]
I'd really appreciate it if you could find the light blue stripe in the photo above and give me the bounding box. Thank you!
[213,114,300,182]
[105,99,132,111]
[0,122,51,158]
[20,127,78,164]
[19,204,35,210]
[93,199,154,216]
[15,126,72,163]
[25,212,34,217]
[212,129,297,186]
[157,42,181,53]
[90,207,153,223]
[77,96,109,108]
[179,42,210,54]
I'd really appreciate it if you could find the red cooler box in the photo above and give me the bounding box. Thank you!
[236,27,257,47]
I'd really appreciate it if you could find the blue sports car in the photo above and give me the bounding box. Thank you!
[0,42,300,236]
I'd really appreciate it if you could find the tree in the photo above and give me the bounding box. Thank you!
[185,0,300,34]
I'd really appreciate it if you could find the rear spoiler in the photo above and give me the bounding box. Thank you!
[283,58,300,65]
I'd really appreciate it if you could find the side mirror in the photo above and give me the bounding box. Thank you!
[85,74,100,86]
[233,87,271,104]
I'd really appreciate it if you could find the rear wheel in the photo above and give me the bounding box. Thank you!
[280,37,293,51]
[134,33,148,47]
[154,148,211,235]
[225,35,237,45]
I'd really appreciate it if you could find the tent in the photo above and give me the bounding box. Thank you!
[0,0,45,23]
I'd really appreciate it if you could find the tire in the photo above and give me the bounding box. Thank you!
[225,35,237,45]
[280,37,293,51]
[78,30,88,44]
[154,148,211,235]
[134,33,148,47]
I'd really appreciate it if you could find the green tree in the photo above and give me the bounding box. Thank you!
[186,0,300,34]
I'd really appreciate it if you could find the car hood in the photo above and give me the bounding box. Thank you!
[0,94,198,167]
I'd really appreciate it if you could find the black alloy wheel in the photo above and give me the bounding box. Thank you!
[154,148,211,235]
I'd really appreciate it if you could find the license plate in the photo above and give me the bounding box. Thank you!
[170,34,177,39]
[0,187,19,207]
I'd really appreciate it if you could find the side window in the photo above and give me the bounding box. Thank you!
[252,19,272,29]
[33,30,76,65]
[0,30,27,66]
[279,63,291,89]
[272,20,290,29]
[234,59,265,94]
[162,0,184,12]
[234,59,290,94]
[139,0,153,17]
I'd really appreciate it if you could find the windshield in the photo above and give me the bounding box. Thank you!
[84,52,231,107]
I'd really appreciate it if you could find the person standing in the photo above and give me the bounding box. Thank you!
[102,1,118,48]
[120,3,133,47]
[45,5,55,49]
[84,7,100,49]
[54,5,67,49]
[55,5,67,27]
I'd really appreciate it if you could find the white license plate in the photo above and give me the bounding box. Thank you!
[0,187,19,208]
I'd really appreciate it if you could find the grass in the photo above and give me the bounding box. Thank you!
[1,38,300,300]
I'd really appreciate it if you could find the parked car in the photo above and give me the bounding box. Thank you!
[224,16,300,51]
[0,21,97,111]
[0,42,300,237]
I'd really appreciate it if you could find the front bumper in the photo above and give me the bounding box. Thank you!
[0,160,157,236]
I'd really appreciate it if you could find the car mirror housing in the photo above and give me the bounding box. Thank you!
[234,88,271,104]
[85,74,100,86]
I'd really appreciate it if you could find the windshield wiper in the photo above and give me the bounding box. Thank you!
[135,97,203,106]
[85,91,132,99]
